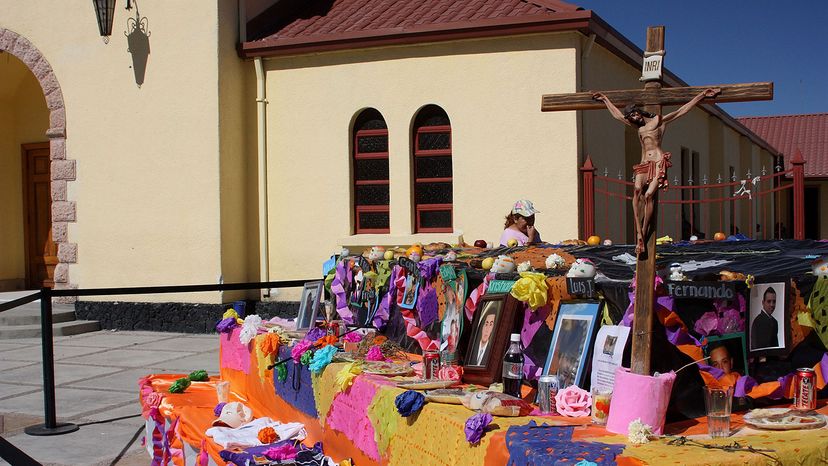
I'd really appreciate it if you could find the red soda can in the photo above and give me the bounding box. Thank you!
[423,350,441,380]
[794,368,816,410]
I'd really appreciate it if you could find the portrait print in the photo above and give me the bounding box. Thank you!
[543,301,601,389]
[466,300,502,367]
[296,281,324,331]
[748,282,786,352]
[602,335,618,356]
[704,333,748,376]
[440,281,462,361]
[400,275,419,309]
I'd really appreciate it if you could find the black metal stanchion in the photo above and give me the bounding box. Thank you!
[25,287,78,436]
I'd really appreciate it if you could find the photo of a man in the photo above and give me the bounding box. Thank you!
[749,283,784,351]
[467,302,500,366]
[547,317,589,388]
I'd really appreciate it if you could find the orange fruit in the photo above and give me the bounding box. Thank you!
[587,235,601,246]
[713,232,726,241]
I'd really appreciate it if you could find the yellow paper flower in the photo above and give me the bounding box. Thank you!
[222,308,239,320]
[334,361,363,392]
[510,272,548,310]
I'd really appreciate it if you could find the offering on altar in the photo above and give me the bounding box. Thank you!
[444,250,457,262]
[743,408,828,430]
[490,255,516,273]
[212,401,253,428]
[545,253,566,270]
[566,258,596,278]
[590,387,612,425]
[668,262,687,281]
[813,255,828,277]
[367,246,385,261]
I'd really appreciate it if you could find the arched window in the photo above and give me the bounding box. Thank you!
[353,109,390,234]
[413,105,452,232]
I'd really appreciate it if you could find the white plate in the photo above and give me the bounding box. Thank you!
[743,408,827,430]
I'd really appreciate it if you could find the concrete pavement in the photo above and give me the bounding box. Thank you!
[0,329,220,465]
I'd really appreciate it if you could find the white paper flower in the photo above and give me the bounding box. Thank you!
[628,418,653,445]
[239,315,263,345]
[517,261,532,273]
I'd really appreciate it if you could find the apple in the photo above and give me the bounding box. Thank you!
[384,250,395,260]
[474,240,487,248]
[507,239,518,248]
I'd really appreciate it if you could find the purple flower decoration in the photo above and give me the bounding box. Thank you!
[213,402,227,417]
[291,340,313,363]
[343,332,362,343]
[263,444,297,460]
[216,317,237,333]
[464,413,493,444]
[365,346,386,362]
[304,327,326,342]
[395,390,425,417]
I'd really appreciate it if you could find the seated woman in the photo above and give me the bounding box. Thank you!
[499,199,542,246]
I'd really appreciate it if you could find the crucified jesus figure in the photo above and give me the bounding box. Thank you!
[592,88,721,254]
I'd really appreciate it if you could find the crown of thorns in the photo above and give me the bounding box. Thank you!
[623,104,655,119]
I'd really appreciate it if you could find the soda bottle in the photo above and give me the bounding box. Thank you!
[502,333,524,398]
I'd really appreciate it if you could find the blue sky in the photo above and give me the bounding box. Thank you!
[573,1,828,117]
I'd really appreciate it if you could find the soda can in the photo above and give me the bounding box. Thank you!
[794,367,816,410]
[423,350,441,380]
[538,375,560,414]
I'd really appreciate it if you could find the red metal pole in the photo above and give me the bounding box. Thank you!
[581,156,596,239]
[791,150,806,240]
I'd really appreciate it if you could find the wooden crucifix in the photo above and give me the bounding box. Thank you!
[541,26,772,375]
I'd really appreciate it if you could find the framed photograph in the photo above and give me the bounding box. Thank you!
[704,333,748,377]
[747,281,789,355]
[542,300,601,389]
[440,278,462,362]
[462,294,521,386]
[397,257,420,310]
[296,280,324,331]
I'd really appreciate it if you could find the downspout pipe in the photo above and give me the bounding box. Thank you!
[255,57,270,300]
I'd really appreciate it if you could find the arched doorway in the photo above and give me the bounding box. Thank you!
[0,29,75,293]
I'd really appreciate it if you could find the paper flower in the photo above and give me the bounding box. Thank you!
[144,392,163,409]
[308,345,338,373]
[257,426,278,444]
[291,340,313,363]
[213,402,226,417]
[395,390,426,417]
[509,272,549,310]
[517,261,532,273]
[365,345,386,361]
[263,444,297,461]
[343,332,363,343]
[314,335,339,348]
[188,370,208,382]
[216,317,237,333]
[267,325,290,345]
[304,327,326,342]
[168,377,191,394]
[335,361,363,391]
[694,311,719,336]
[239,315,263,345]
[555,385,591,417]
[300,350,314,366]
[222,308,240,320]
[437,364,462,381]
[717,308,744,334]
[275,362,287,382]
[628,418,653,445]
[464,412,493,444]
[259,333,282,357]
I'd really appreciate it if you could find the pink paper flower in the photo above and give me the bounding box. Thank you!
[263,444,297,460]
[365,346,386,361]
[555,385,591,417]
[343,332,363,343]
[694,311,719,336]
[291,340,313,363]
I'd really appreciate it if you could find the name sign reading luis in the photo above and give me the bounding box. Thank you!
[665,281,735,300]
[566,277,596,298]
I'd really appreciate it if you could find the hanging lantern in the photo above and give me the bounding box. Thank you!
[92,0,117,38]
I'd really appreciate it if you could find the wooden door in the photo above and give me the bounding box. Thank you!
[22,142,56,288]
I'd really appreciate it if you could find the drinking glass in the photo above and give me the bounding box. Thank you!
[216,381,230,403]
[591,387,612,425]
[703,386,733,438]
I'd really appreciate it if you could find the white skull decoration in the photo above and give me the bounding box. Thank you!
[545,253,565,270]
[813,256,828,278]
[566,258,596,278]
[668,262,687,281]
[367,246,385,262]
[489,255,516,273]
[444,250,457,262]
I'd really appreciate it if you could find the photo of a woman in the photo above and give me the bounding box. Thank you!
[441,283,461,359]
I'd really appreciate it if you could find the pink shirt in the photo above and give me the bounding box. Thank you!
[499,228,540,247]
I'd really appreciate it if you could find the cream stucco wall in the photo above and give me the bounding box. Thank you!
[0,0,249,302]
[262,33,581,287]
[0,52,49,288]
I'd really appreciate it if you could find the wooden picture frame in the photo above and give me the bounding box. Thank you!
[296,280,324,331]
[704,332,749,377]
[747,280,790,356]
[462,294,521,386]
[541,300,602,389]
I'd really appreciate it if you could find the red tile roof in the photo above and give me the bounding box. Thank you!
[243,0,589,57]
[737,114,828,177]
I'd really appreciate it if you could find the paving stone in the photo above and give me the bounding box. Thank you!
[149,351,221,373]
[0,344,105,362]
[0,362,123,387]
[0,387,135,418]
[131,335,220,353]
[67,367,166,393]
[54,330,177,349]
[0,359,37,371]
[0,382,41,400]
[60,348,195,368]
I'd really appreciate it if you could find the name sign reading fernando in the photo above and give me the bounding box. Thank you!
[665,281,736,300]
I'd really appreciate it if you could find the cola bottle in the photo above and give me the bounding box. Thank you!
[502,333,524,398]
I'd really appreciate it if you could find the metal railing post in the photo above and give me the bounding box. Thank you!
[24,287,78,436]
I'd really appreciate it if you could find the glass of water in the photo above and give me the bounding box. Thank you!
[703,386,733,438]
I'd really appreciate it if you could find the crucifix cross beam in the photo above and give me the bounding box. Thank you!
[541,82,773,112]
[540,26,773,376]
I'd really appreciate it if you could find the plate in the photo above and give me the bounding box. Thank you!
[362,362,414,376]
[743,408,827,430]
[425,388,468,404]
[397,379,459,391]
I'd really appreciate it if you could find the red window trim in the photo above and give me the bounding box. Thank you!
[354,126,389,234]
[414,122,452,233]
